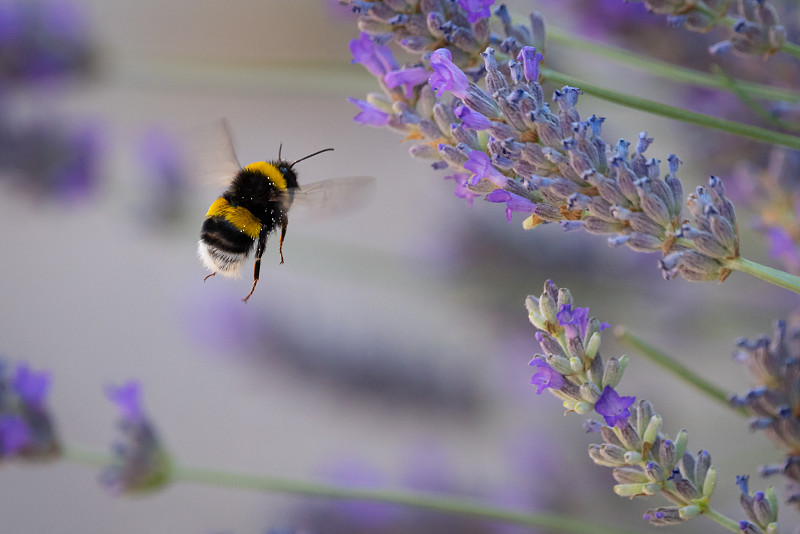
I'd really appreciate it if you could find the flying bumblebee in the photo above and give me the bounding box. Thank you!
[198,128,373,303]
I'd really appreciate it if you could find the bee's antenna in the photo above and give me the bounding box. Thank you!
[290,147,334,168]
[278,143,283,161]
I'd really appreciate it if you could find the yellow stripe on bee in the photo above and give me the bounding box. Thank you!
[205,197,262,239]
[244,161,287,190]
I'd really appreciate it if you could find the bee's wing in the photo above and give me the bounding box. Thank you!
[290,176,376,218]
[188,119,242,189]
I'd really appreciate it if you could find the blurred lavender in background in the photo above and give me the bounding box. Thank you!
[0,0,100,202]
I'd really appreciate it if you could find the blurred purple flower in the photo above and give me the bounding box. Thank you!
[0,414,31,455]
[138,126,188,224]
[106,380,144,423]
[0,360,59,460]
[594,386,635,427]
[12,363,50,408]
[0,0,93,85]
[0,120,102,202]
[102,380,170,494]
[766,227,800,273]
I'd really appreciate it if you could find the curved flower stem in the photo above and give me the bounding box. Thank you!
[782,41,800,60]
[545,26,800,103]
[62,447,645,534]
[540,67,800,151]
[613,327,747,417]
[726,256,800,294]
[704,506,741,533]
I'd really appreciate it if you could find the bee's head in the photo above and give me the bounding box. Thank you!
[275,160,299,189]
[276,144,334,190]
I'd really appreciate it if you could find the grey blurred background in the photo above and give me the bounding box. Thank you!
[0,0,796,532]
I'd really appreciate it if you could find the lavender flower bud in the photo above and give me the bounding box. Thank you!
[643,507,685,526]
[613,466,648,484]
[615,420,643,452]
[644,461,666,482]
[579,381,602,404]
[658,439,677,472]
[601,357,623,390]
[409,143,440,159]
[438,143,469,168]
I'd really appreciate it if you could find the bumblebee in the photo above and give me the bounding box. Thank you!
[198,142,370,303]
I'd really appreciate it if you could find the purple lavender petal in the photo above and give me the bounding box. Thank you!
[528,359,565,394]
[383,66,430,99]
[349,32,397,77]
[594,386,635,427]
[454,104,491,130]
[428,48,469,99]
[106,380,143,422]
[445,173,481,207]
[457,0,495,23]
[348,97,390,127]
[463,150,507,187]
[0,415,31,455]
[12,363,51,408]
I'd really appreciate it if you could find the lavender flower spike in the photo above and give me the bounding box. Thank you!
[101,381,170,495]
[343,0,746,287]
[526,281,721,526]
[0,361,60,461]
[732,312,800,509]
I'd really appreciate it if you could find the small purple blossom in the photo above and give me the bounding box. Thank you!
[102,380,170,494]
[594,386,635,427]
[463,150,507,187]
[12,363,51,408]
[106,380,144,422]
[0,0,93,85]
[516,46,543,82]
[529,358,565,394]
[349,32,397,77]
[486,189,537,222]
[0,415,31,455]
[348,97,390,127]
[454,104,491,130]
[383,67,430,99]
[556,304,589,339]
[428,48,469,99]
[444,173,481,207]
[457,0,495,23]
[765,227,800,272]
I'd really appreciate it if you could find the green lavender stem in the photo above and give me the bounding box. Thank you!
[545,26,800,103]
[726,256,800,293]
[613,327,747,417]
[703,506,742,533]
[540,67,800,151]
[62,447,644,534]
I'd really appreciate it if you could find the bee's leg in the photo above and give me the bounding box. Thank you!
[278,214,288,264]
[243,228,268,303]
[203,272,216,282]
